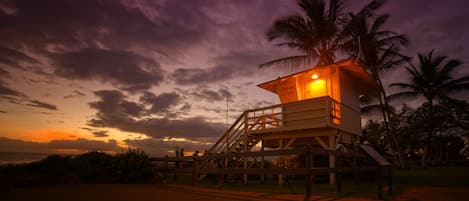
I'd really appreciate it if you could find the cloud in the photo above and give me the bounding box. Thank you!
[89,90,145,118]
[26,100,58,111]
[0,46,38,69]
[88,89,225,140]
[139,92,181,114]
[53,48,164,91]
[91,130,109,138]
[63,90,86,99]
[189,88,234,102]
[0,137,122,154]
[171,49,275,85]
[88,114,225,140]
[0,0,214,51]
[124,137,215,157]
[0,81,22,97]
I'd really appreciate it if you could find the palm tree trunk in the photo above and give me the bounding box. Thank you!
[422,98,434,168]
[376,76,406,168]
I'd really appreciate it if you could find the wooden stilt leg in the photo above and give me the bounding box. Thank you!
[261,141,265,183]
[329,135,336,185]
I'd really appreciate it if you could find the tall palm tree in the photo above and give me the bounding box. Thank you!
[262,0,348,67]
[390,50,469,167]
[262,0,388,68]
[344,12,409,167]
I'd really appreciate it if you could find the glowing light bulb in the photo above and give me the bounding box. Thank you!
[311,73,319,79]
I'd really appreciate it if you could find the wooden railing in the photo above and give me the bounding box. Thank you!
[207,96,361,155]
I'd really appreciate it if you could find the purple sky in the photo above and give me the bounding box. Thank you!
[0,0,468,156]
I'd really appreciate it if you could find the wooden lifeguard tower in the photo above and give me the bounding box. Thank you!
[205,59,383,184]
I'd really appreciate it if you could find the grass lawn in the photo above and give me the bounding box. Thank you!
[169,167,469,200]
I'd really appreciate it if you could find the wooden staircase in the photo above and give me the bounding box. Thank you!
[199,108,282,176]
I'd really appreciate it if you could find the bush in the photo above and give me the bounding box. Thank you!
[113,149,154,183]
[0,149,155,187]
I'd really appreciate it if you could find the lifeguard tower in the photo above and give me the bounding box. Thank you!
[205,59,384,184]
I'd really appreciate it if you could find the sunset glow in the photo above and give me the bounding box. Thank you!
[0,0,468,159]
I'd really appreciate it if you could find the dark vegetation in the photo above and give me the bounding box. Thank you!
[264,0,469,169]
[0,149,155,188]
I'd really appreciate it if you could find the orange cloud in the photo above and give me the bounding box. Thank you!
[20,128,84,142]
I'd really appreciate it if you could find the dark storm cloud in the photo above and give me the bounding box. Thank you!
[0,137,121,153]
[53,48,164,91]
[88,115,225,140]
[26,100,58,111]
[88,89,224,139]
[172,49,275,85]
[89,90,146,118]
[0,0,214,52]
[139,92,181,114]
[0,0,222,92]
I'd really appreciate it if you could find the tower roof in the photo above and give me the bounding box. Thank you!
[257,59,379,95]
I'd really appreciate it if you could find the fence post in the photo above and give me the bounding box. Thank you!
[164,155,168,183]
[304,146,312,201]
[219,157,225,190]
[388,166,393,195]
[192,155,199,187]
[260,141,265,183]
[377,166,383,199]
[335,155,341,193]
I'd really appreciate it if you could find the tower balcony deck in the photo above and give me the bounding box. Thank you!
[245,96,361,136]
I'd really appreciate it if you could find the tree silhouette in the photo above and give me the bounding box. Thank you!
[390,50,469,167]
[345,9,409,167]
[262,0,349,67]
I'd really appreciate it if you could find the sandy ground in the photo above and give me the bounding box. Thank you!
[3,184,469,201]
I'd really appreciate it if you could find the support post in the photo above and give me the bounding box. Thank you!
[260,140,265,183]
[243,112,248,184]
[388,166,393,195]
[304,146,312,201]
[335,155,341,193]
[377,166,383,199]
[329,135,336,185]
[164,155,168,183]
[192,155,199,187]
[219,157,225,190]
[278,139,284,186]
[352,137,358,183]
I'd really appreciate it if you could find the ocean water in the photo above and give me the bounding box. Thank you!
[0,152,49,165]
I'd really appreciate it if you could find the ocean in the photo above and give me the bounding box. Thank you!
[0,152,50,165]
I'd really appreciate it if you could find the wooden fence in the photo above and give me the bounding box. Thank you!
[151,147,392,201]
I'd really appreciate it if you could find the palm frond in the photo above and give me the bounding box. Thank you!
[387,91,420,102]
[259,54,317,69]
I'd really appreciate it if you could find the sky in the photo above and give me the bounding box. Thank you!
[0,0,468,157]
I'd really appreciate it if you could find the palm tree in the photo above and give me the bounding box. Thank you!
[390,50,469,167]
[344,12,409,167]
[262,0,348,67]
[262,0,390,68]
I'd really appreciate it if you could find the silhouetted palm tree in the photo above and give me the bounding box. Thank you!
[390,50,469,167]
[344,12,409,167]
[262,0,387,68]
[262,0,348,67]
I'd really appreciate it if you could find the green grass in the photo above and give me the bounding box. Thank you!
[167,167,469,200]
[394,167,469,187]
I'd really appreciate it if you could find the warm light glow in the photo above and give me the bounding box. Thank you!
[304,79,326,99]
[311,73,319,79]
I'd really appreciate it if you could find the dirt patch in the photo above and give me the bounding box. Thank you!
[395,187,469,201]
[4,184,467,201]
